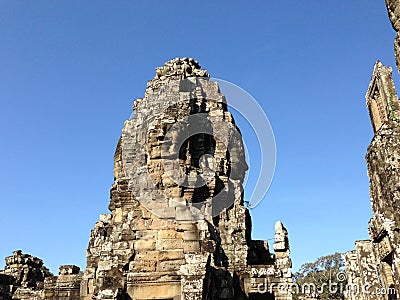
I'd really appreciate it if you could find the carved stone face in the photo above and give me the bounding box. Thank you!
[121,76,247,220]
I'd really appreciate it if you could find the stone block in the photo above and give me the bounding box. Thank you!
[158,230,183,239]
[97,261,112,271]
[275,251,289,259]
[183,241,200,253]
[183,231,199,241]
[157,259,186,272]
[156,239,183,250]
[99,214,111,222]
[176,222,197,231]
[159,249,185,261]
[165,187,183,199]
[151,218,175,230]
[135,250,159,261]
[175,207,194,221]
[129,260,156,272]
[273,241,287,251]
[59,265,80,275]
[114,207,123,223]
[127,282,181,300]
[134,239,156,251]
[135,230,158,240]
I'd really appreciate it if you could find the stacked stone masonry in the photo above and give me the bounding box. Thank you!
[81,57,293,300]
[343,4,400,296]
[1,58,293,300]
[385,0,400,72]
[0,251,82,300]
[0,250,52,300]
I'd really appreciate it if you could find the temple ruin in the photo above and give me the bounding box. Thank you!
[343,61,400,300]
[0,250,82,300]
[0,58,293,299]
[343,1,400,299]
[80,57,292,300]
[4,2,400,299]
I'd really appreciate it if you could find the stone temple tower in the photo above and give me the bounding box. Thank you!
[365,62,400,298]
[343,62,400,300]
[342,3,400,299]
[80,58,293,300]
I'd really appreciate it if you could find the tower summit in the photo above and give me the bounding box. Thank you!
[343,60,400,299]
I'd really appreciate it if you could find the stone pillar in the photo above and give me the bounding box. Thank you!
[44,265,82,300]
[273,221,292,279]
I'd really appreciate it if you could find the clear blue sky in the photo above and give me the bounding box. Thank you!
[1,1,398,273]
